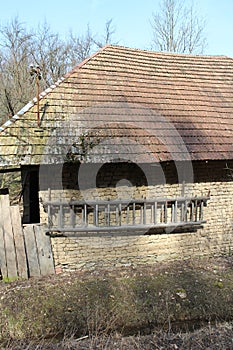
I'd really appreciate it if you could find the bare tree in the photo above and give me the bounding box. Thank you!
[68,25,94,67]
[94,19,118,48]
[0,18,119,125]
[68,19,118,67]
[151,0,207,54]
[0,18,34,121]
[30,21,72,86]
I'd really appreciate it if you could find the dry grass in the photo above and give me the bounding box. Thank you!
[0,255,233,349]
[2,322,233,349]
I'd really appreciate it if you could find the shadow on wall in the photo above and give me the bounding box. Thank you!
[39,161,183,192]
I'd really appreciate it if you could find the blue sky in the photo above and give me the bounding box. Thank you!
[1,0,233,57]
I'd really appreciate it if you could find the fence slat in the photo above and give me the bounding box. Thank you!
[0,197,7,278]
[10,206,28,279]
[34,225,55,276]
[23,225,41,277]
[0,194,18,278]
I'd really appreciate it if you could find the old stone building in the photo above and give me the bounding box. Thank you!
[0,45,233,271]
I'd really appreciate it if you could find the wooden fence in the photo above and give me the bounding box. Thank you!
[0,193,54,280]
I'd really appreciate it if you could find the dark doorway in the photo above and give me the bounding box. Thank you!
[29,170,40,223]
[22,166,40,224]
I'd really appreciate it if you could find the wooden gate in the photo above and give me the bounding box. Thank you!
[0,193,54,279]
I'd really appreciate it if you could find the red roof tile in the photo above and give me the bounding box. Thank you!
[1,45,233,166]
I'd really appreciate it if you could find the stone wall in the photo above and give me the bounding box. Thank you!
[38,160,233,271]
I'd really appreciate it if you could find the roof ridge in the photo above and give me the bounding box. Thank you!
[105,44,232,59]
[63,45,109,79]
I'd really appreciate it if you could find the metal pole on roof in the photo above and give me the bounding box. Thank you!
[30,65,42,127]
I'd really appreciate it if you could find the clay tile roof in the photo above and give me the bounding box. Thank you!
[1,44,233,167]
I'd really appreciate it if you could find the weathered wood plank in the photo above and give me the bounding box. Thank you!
[59,204,63,229]
[23,224,40,277]
[153,202,157,224]
[84,204,87,225]
[10,206,28,279]
[172,203,175,222]
[164,202,168,223]
[34,225,55,276]
[143,203,146,225]
[44,195,209,206]
[95,204,99,226]
[108,204,111,226]
[200,201,204,221]
[132,202,136,225]
[0,194,18,278]
[0,197,7,278]
[70,205,75,227]
[174,200,178,222]
[119,203,122,226]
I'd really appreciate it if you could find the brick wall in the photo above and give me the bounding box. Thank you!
[39,160,233,271]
